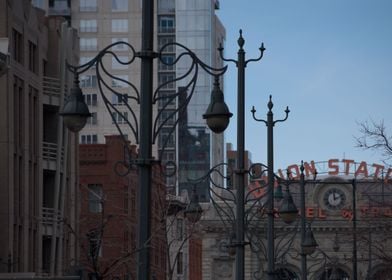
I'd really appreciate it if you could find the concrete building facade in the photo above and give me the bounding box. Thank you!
[0,0,79,278]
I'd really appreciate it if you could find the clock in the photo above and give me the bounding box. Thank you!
[323,188,346,210]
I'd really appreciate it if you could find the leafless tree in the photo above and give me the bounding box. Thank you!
[355,120,392,165]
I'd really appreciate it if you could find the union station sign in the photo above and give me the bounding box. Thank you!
[277,158,392,181]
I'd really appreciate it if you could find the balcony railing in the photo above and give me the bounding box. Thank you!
[43,76,62,97]
[42,207,62,225]
[42,142,64,162]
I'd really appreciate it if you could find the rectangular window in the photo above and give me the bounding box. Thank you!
[88,184,102,213]
[12,29,23,64]
[80,38,97,51]
[111,38,128,50]
[158,73,175,89]
[158,16,175,33]
[111,75,129,88]
[80,56,96,68]
[177,252,183,275]
[111,19,128,33]
[112,0,128,11]
[80,20,97,33]
[112,56,129,70]
[84,93,98,106]
[158,91,176,108]
[159,110,175,126]
[176,218,183,240]
[159,54,175,71]
[80,0,97,11]
[112,112,128,124]
[111,93,128,105]
[80,75,97,88]
[87,112,97,125]
[158,36,175,52]
[28,41,38,74]
[87,230,101,259]
[81,134,98,144]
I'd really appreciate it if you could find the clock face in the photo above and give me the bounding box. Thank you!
[323,188,346,210]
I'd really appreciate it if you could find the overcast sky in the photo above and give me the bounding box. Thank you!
[216,0,392,171]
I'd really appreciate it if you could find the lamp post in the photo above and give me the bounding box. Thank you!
[60,0,229,278]
[251,96,293,279]
[204,30,265,280]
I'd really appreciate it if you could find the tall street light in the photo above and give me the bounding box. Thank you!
[204,33,300,278]
[204,30,265,280]
[251,96,293,279]
[60,0,229,279]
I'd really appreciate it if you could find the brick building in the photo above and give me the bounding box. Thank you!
[79,135,167,279]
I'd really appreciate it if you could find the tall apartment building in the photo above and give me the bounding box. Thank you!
[0,0,79,278]
[69,0,225,201]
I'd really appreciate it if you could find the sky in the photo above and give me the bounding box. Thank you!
[216,0,392,171]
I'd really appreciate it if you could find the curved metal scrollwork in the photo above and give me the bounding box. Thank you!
[67,40,227,177]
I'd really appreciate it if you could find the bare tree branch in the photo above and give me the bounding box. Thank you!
[355,120,392,165]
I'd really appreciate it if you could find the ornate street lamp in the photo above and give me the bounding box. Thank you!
[60,1,228,279]
[60,75,91,132]
[278,185,299,224]
[302,223,318,255]
[203,77,233,133]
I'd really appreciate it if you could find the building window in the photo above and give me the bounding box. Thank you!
[87,229,101,259]
[111,56,129,70]
[28,41,38,74]
[176,218,183,240]
[158,73,175,89]
[111,112,128,124]
[111,19,128,33]
[111,93,128,105]
[87,112,97,125]
[177,251,183,275]
[80,75,97,88]
[12,29,23,64]
[111,75,129,88]
[158,91,176,108]
[80,20,97,33]
[159,110,175,126]
[84,93,98,106]
[111,38,129,50]
[158,16,175,33]
[159,54,175,71]
[87,184,102,213]
[81,134,98,144]
[80,38,97,51]
[159,130,175,148]
[158,36,175,52]
[112,0,128,11]
[80,0,97,11]
[80,56,96,68]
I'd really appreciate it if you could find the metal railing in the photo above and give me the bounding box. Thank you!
[42,142,64,162]
[42,207,62,225]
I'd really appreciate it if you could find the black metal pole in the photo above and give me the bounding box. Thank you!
[235,34,246,280]
[352,179,358,280]
[300,164,307,280]
[137,0,154,279]
[267,100,275,280]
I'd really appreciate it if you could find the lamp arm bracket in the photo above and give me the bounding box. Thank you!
[250,106,268,124]
[273,107,290,125]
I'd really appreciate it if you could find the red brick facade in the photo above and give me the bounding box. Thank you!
[79,135,167,279]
